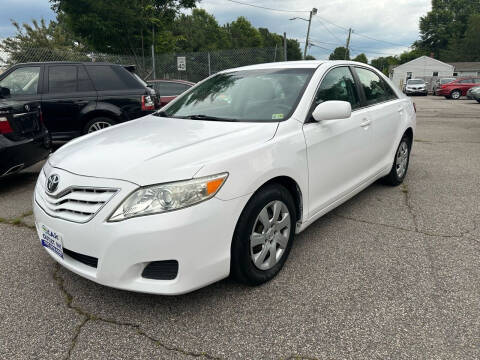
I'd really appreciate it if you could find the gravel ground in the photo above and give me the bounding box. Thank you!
[0,96,478,359]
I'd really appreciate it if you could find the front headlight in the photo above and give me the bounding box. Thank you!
[108,173,228,221]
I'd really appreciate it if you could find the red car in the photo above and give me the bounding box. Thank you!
[437,77,480,99]
[146,79,195,107]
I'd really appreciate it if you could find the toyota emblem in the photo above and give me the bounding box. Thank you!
[46,174,60,193]
[25,104,30,112]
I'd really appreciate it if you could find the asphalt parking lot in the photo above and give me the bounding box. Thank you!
[1,96,479,360]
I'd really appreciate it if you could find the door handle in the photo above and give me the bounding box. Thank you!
[360,119,371,127]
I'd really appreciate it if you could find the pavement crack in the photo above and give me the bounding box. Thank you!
[401,183,419,233]
[53,263,221,360]
[0,211,35,230]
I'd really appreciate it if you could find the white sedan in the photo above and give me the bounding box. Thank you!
[34,61,416,295]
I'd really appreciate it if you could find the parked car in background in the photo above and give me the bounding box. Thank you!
[437,77,480,99]
[466,86,480,103]
[146,79,194,107]
[404,79,428,96]
[433,78,456,95]
[34,61,416,294]
[0,62,160,142]
[0,87,51,177]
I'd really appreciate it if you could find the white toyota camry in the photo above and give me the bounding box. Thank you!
[34,61,416,295]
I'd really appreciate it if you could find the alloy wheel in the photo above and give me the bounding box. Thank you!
[395,141,409,178]
[88,121,112,133]
[250,200,291,271]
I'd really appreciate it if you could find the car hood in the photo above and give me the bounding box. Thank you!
[49,115,279,185]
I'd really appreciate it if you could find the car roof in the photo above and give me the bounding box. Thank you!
[13,61,126,67]
[219,60,384,74]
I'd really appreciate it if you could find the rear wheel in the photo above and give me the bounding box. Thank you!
[383,135,412,186]
[451,90,461,100]
[83,117,117,134]
[231,184,296,286]
[477,99,480,104]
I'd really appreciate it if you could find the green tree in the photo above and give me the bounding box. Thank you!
[370,56,398,75]
[304,55,316,60]
[50,0,198,58]
[329,47,350,60]
[0,19,81,64]
[174,9,230,52]
[418,0,480,59]
[226,17,263,48]
[353,53,368,63]
[286,39,302,61]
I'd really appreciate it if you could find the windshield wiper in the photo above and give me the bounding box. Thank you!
[183,114,239,122]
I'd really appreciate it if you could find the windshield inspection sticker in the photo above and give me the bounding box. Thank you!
[272,113,284,120]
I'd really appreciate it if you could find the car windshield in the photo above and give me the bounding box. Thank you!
[440,78,455,84]
[161,68,314,122]
[407,80,424,85]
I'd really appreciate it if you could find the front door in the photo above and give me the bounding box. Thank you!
[303,66,374,218]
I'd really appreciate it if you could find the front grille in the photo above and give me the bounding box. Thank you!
[64,248,98,268]
[142,260,179,280]
[36,171,118,223]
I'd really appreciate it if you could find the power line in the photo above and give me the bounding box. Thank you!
[352,31,411,47]
[316,20,344,43]
[312,16,412,48]
[223,0,309,13]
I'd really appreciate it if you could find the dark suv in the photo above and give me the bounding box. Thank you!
[0,62,159,141]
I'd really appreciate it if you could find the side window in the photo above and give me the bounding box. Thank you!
[460,79,472,84]
[355,67,396,105]
[159,82,192,96]
[48,66,76,93]
[86,65,143,91]
[313,67,360,110]
[77,66,94,92]
[475,79,480,84]
[0,67,40,96]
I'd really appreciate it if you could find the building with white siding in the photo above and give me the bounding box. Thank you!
[390,56,454,90]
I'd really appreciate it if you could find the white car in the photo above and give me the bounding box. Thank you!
[34,61,416,295]
[404,79,428,96]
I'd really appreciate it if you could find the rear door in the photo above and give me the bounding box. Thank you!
[41,65,97,139]
[353,66,402,173]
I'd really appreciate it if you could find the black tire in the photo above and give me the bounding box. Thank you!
[476,99,480,104]
[83,117,117,134]
[383,135,412,186]
[450,90,461,100]
[230,184,296,286]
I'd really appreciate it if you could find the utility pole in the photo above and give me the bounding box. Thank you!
[151,25,156,79]
[283,32,287,61]
[304,8,317,59]
[345,28,352,60]
[290,8,317,60]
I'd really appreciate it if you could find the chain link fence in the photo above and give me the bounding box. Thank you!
[0,46,285,82]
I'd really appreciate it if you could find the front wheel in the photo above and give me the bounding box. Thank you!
[383,135,411,186]
[451,90,461,100]
[230,184,296,286]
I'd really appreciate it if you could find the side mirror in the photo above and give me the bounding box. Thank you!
[0,87,10,98]
[312,100,352,122]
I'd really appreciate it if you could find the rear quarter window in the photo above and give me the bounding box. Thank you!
[86,65,144,91]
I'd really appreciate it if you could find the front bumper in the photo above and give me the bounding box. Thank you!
[33,167,249,295]
[405,88,427,95]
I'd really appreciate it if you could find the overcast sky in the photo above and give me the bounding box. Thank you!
[0,0,431,60]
